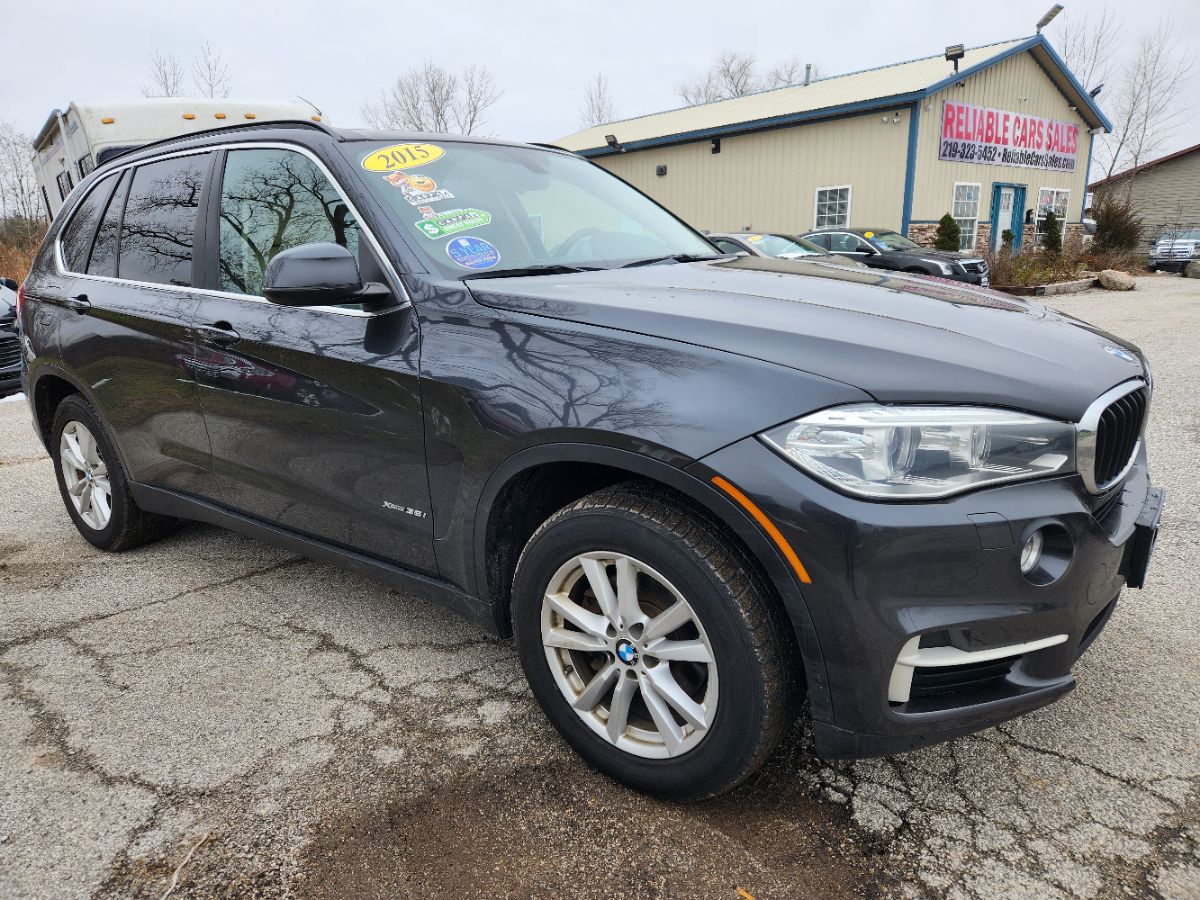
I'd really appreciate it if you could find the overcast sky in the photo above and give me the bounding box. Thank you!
[3,0,1198,165]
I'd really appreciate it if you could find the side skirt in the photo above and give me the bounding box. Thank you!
[130,483,500,636]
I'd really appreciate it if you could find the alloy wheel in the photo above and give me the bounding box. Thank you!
[59,420,112,531]
[540,552,718,759]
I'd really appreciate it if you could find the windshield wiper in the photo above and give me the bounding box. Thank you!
[462,264,603,280]
[620,253,732,268]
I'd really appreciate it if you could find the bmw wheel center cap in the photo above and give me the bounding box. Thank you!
[616,640,639,665]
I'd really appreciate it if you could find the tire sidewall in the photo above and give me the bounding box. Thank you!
[513,505,773,798]
[51,396,131,550]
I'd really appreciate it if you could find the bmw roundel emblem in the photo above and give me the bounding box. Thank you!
[616,640,639,665]
[1104,345,1138,364]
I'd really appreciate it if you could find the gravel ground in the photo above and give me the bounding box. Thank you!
[0,274,1197,899]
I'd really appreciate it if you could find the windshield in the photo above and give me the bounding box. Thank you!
[348,140,716,276]
[743,234,825,258]
[865,230,921,251]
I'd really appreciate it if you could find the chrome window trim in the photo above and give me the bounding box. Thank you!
[1076,379,1149,495]
[53,141,411,318]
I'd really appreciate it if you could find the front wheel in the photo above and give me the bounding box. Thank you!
[512,483,796,800]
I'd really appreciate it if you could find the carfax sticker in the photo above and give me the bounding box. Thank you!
[446,236,500,269]
[415,208,492,239]
[362,143,445,172]
[384,171,455,206]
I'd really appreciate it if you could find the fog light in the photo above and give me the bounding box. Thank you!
[1020,530,1044,574]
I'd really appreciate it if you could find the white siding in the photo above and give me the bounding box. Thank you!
[593,110,909,234]
[912,51,1093,228]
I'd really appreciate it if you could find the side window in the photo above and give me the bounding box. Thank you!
[806,233,832,250]
[218,148,360,297]
[120,154,210,287]
[88,170,130,278]
[712,239,745,254]
[59,175,119,273]
[55,170,74,202]
[827,233,863,254]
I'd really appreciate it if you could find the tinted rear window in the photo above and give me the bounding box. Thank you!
[88,170,129,278]
[59,175,118,273]
[119,154,210,287]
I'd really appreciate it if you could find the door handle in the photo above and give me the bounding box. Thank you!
[195,323,241,347]
[64,294,91,313]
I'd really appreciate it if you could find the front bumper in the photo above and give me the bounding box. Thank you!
[1148,257,1195,273]
[692,438,1157,758]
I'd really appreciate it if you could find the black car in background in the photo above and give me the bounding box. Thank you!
[0,278,21,396]
[19,122,1160,800]
[800,227,991,285]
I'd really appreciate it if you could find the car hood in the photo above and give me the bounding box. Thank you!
[468,256,1146,421]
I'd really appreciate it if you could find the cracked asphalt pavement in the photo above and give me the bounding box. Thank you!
[1,275,1197,898]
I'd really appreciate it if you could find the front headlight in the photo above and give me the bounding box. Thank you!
[933,260,955,275]
[760,404,1076,499]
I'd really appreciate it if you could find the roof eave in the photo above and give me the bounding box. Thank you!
[575,34,1110,157]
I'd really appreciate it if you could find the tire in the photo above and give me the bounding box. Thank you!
[512,482,796,800]
[50,394,176,551]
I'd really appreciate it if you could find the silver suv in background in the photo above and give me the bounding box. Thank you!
[1148,229,1200,274]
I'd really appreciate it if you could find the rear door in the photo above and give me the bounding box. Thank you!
[191,144,435,573]
[53,152,216,497]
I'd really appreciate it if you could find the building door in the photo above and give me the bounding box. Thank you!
[990,184,1026,252]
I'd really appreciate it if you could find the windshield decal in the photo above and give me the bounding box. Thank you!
[362,143,445,172]
[446,236,500,269]
[384,172,456,206]
[416,208,492,240]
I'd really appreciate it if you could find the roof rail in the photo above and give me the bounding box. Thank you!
[102,118,343,165]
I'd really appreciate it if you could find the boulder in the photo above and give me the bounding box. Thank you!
[1098,269,1136,291]
[1184,260,1200,279]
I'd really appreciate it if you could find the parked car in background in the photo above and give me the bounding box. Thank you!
[707,232,867,268]
[800,227,990,286]
[20,122,1161,800]
[0,278,20,396]
[1147,229,1200,274]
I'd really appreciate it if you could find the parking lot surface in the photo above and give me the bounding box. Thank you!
[1,275,1198,899]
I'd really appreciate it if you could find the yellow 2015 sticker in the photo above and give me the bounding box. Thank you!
[362,143,445,172]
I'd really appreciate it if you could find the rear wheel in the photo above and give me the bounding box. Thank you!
[513,483,796,800]
[51,394,176,551]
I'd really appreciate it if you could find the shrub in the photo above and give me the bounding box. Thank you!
[1042,210,1062,254]
[1000,229,1014,250]
[934,213,961,251]
[1092,194,1142,253]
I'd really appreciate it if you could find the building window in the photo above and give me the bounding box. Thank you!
[1035,188,1070,245]
[951,183,981,252]
[814,185,851,229]
[77,154,95,180]
[55,170,74,202]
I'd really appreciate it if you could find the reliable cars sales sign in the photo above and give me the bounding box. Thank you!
[939,100,1079,172]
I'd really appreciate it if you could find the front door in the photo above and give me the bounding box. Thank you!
[191,145,436,574]
[990,184,1026,252]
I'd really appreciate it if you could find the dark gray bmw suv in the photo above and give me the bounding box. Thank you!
[19,122,1162,800]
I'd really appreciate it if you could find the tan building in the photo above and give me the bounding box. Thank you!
[556,35,1109,255]
[1089,143,1200,244]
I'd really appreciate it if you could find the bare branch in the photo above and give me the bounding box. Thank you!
[363,61,503,135]
[0,120,43,229]
[765,58,819,89]
[1054,5,1119,94]
[142,53,185,98]
[676,51,761,105]
[580,72,618,127]
[192,42,231,99]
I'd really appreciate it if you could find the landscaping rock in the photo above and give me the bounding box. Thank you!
[1184,261,1200,279]
[1098,269,1136,291]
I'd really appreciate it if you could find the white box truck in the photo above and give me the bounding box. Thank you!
[32,98,326,218]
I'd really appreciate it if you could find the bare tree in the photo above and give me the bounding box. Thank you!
[142,52,186,98]
[1055,5,1119,94]
[580,73,618,127]
[0,121,45,239]
[1094,22,1195,184]
[192,42,231,99]
[362,62,503,135]
[676,52,760,105]
[765,58,820,89]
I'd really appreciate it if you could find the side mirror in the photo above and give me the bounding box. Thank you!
[263,242,368,307]
[0,277,17,291]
